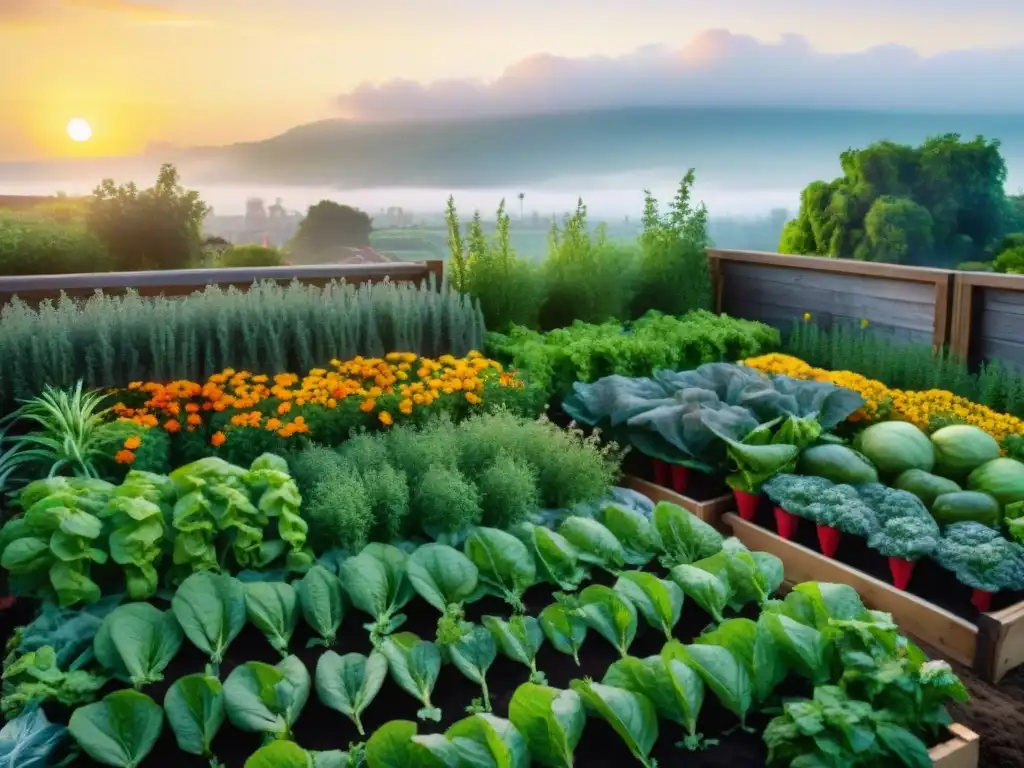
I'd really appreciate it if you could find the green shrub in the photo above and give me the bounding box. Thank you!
[0,211,111,275]
[0,278,486,413]
[487,310,780,398]
[217,245,288,267]
[293,410,622,551]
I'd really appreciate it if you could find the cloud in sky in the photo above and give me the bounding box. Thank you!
[336,30,1024,120]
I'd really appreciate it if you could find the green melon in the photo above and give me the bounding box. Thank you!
[967,457,1024,508]
[931,490,1001,529]
[893,469,962,510]
[798,444,878,485]
[853,421,935,478]
[930,425,1001,480]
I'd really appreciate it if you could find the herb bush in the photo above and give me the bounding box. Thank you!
[292,411,624,553]
[487,310,780,398]
[0,277,486,414]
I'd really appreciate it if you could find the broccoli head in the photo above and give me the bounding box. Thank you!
[764,474,879,536]
[933,521,1024,592]
[855,483,930,525]
[868,515,940,560]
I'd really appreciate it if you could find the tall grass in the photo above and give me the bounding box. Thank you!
[785,320,1024,419]
[0,277,485,413]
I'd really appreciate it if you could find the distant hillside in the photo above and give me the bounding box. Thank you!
[183,107,1024,189]
[2,107,1023,190]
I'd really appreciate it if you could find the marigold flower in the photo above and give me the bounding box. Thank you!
[360,398,376,412]
[115,449,135,465]
[465,391,482,405]
[277,401,292,415]
[186,413,202,426]
[211,431,226,447]
[378,411,393,426]
[164,419,181,433]
[123,435,142,451]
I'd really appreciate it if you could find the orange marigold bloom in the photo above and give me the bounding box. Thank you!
[123,435,142,450]
[185,403,200,413]
[115,450,135,465]
[277,401,292,415]
[266,418,283,431]
[186,413,202,426]
[465,392,482,405]
[164,419,182,433]
[360,398,376,412]
[211,431,227,447]
[378,411,393,426]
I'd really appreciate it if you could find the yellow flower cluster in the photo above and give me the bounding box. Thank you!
[113,351,524,444]
[744,353,1024,445]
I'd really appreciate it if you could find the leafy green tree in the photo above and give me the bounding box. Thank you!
[0,211,111,275]
[217,244,288,267]
[862,196,934,265]
[995,246,1024,274]
[288,201,373,260]
[630,169,711,315]
[87,163,209,271]
[780,135,1007,267]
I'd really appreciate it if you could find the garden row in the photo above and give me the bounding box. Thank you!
[563,347,1024,686]
[2,296,1016,766]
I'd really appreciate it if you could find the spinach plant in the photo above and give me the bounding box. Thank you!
[380,633,443,722]
[93,603,183,689]
[464,527,536,612]
[570,679,659,768]
[314,650,388,736]
[244,581,299,657]
[68,690,164,768]
[446,623,497,713]
[296,564,345,648]
[164,674,225,767]
[507,683,585,768]
[339,543,415,644]
[223,656,310,741]
[406,543,480,645]
[171,571,247,675]
[483,615,546,684]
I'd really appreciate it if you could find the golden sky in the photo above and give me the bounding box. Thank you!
[1,0,1022,161]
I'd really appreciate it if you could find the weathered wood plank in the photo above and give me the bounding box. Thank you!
[978,337,1024,369]
[984,289,1024,317]
[720,262,936,339]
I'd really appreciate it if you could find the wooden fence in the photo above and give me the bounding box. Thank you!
[708,249,955,347]
[0,260,445,307]
[951,272,1024,369]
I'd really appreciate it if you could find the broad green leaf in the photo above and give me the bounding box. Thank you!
[668,564,729,623]
[613,571,683,640]
[651,501,723,568]
[693,550,767,611]
[483,615,545,684]
[577,585,637,657]
[570,680,658,768]
[93,603,183,688]
[759,612,831,686]
[315,650,388,736]
[163,674,224,758]
[516,523,587,591]
[440,713,530,768]
[665,641,752,727]
[597,505,656,566]
[407,543,479,613]
[171,571,246,666]
[244,740,310,768]
[557,516,625,570]
[365,720,446,768]
[339,544,415,637]
[244,580,299,656]
[875,722,932,768]
[380,633,442,722]
[539,603,587,665]
[296,564,345,648]
[0,705,69,768]
[68,690,163,768]
[223,655,310,739]
[448,624,497,712]
[507,683,584,768]
[464,528,536,610]
[602,654,705,736]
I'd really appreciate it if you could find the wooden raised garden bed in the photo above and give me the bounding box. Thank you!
[622,475,735,528]
[930,724,981,768]
[724,512,1024,685]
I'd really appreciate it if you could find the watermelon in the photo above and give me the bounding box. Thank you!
[930,425,1001,480]
[967,457,1024,508]
[798,444,878,485]
[893,469,961,510]
[931,491,1001,529]
[853,422,935,478]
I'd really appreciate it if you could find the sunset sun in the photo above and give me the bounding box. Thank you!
[66,118,93,143]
